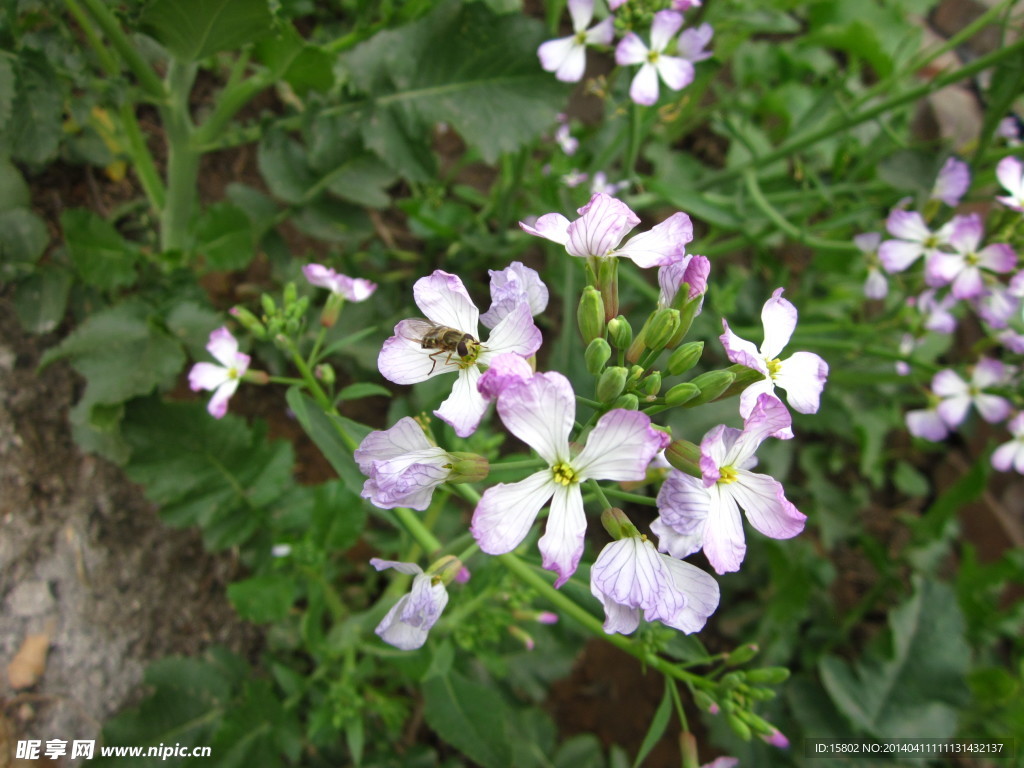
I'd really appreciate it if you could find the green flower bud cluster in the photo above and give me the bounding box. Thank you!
[701,663,791,742]
[254,282,310,342]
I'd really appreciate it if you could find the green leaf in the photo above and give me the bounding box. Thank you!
[633,681,673,768]
[345,1,567,177]
[310,481,367,551]
[195,202,255,271]
[258,127,318,204]
[228,573,296,623]
[61,208,139,290]
[285,388,369,493]
[0,207,48,277]
[140,0,273,62]
[0,157,29,210]
[422,671,514,768]
[337,382,392,401]
[164,301,223,360]
[0,55,14,132]
[819,577,970,739]
[12,265,71,334]
[5,51,62,165]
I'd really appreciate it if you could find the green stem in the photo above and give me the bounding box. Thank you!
[160,59,199,254]
[74,0,166,100]
[191,61,270,150]
[743,170,860,252]
[697,38,1024,190]
[393,507,442,554]
[600,487,659,507]
[487,458,547,472]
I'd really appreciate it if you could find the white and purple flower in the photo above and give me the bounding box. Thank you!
[521,193,693,269]
[996,156,1024,212]
[537,0,615,83]
[878,210,954,277]
[378,270,542,438]
[932,358,1013,429]
[302,264,377,301]
[930,157,970,207]
[480,261,550,329]
[658,252,710,308]
[471,371,670,586]
[188,327,251,419]
[656,395,806,574]
[927,214,1016,299]
[854,232,887,300]
[370,559,449,651]
[992,412,1024,474]
[720,288,829,426]
[615,11,694,106]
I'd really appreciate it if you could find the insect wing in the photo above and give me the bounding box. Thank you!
[396,318,444,344]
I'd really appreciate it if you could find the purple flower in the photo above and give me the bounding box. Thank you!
[471,372,670,586]
[930,157,970,207]
[590,171,630,197]
[933,359,1013,428]
[616,11,694,106]
[720,288,829,426]
[878,210,953,276]
[378,270,542,437]
[917,289,958,334]
[675,22,713,62]
[590,534,719,635]
[992,412,1024,474]
[370,559,448,650]
[905,403,950,442]
[188,327,250,418]
[554,116,578,156]
[477,352,534,401]
[356,417,458,510]
[537,0,615,83]
[996,156,1024,212]
[302,264,377,301]
[854,232,887,299]
[927,214,1016,299]
[480,261,550,329]
[663,399,806,573]
[658,253,710,308]
[971,283,1020,330]
[520,193,693,268]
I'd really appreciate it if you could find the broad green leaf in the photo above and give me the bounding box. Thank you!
[195,202,255,271]
[140,0,273,62]
[253,25,334,96]
[5,51,62,165]
[0,55,13,132]
[310,481,367,554]
[0,157,29,210]
[227,574,296,623]
[258,127,317,204]
[285,388,368,493]
[554,735,604,768]
[819,577,970,738]
[164,301,223,360]
[345,1,567,178]
[422,671,514,768]
[12,265,71,334]
[0,207,48,277]
[61,208,139,290]
[337,382,392,401]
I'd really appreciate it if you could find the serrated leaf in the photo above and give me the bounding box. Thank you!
[819,577,970,738]
[228,573,296,623]
[61,208,139,290]
[345,1,567,177]
[140,0,273,62]
[195,201,255,271]
[258,127,317,204]
[422,671,514,768]
[310,480,367,550]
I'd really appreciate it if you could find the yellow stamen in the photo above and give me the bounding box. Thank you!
[717,466,739,485]
[551,462,579,486]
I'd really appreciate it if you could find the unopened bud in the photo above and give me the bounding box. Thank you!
[585,338,612,375]
[717,364,767,401]
[607,315,632,350]
[726,643,760,666]
[260,293,277,318]
[283,281,298,306]
[640,372,662,397]
[596,366,628,402]
[596,257,619,320]
[242,369,269,385]
[315,363,336,385]
[320,292,344,328]
[667,341,704,375]
[680,733,699,768]
[611,393,639,410]
[446,452,489,484]
[684,370,736,406]
[746,687,777,701]
[692,690,718,713]
[599,507,638,539]
[665,439,702,477]
[645,308,680,351]
[726,713,752,741]
[669,293,703,345]
[428,555,465,586]
[229,306,267,340]
[739,711,776,738]
[664,382,700,408]
[626,364,644,385]
[721,671,745,689]
[577,285,606,343]
[745,666,791,685]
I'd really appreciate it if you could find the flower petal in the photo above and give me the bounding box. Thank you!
[719,319,766,374]
[495,372,575,465]
[481,261,549,328]
[774,351,828,414]
[615,32,649,65]
[540,484,588,587]
[649,10,683,51]
[481,301,542,359]
[355,417,433,473]
[759,288,796,360]
[207,379,239,419]
[538,35,576,75]
[520,213,571,245]
[207,326,242,368]
[658,556,719,633]
[703,485,747,574]
[879,240,925,273]
[629,63,661,106]
[378,325,459,384]
[477,352,534,400]
[615,211,693,268]
[435,366,488,437]
[471,470,554,554]
[730,470,806,539]
[654,55,694,91]
[555,44,588,83]
[189,362,231,392]
[566,193,640,259]
[574,409,670,481]
[650,516,703,559]
[370,558,424,576]
[414,270,479,333]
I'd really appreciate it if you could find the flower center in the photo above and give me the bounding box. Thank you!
[924,234,939,249]
[647,50,660,65]
[965,251,979,266]
[551,462,580,486]
[717,466,739,485]
[228,367,240,380]
[574,30,587,45]
[766,357,782,380]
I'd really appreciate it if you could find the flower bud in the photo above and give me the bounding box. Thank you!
[667,341,704,376]
[242,369,269,385]
[745,666,791,685]
[640,372,662,397]
[684,370,737,406]
[611,393,639,410]
[315,363,336,385]
[717,364,768,401]
[739,711,777,738]
[692,690,718,713]
[626,364,644,385]
[260,293,277,318]
[596,366,628,402]
[599,507,639,539]
[644,308,680,351]
[668,293,703,346]
[428,555,466,586]
[726,713,752,741]
[665,439,702,478]
[680,733,699,768]
[283,281,298,306]
[596,257,619,320]
[664,382,700,407]
[445,452,490,484]
[585,337,612,375]
[577,285,606,343]
[726,643,760,666]
[607,315,632,350]
[320,292,345,328]
[229,306,267,340]
[746,687,777,701]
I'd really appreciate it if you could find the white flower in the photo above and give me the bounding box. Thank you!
[188,327,250,418]
[370,559,448,651]
[537,0,614,82]
[615,11,694,106]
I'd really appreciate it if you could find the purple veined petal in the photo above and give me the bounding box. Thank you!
[413,270,479,333]
[362,449,450,510]
[378,327,458,385]
[932,368,968,398]
[481,262,549,328]
[658,556,720,633]
[759,288,797,360]
[738,386,789,438]
[477,352,534,401]
[628,64,661,106]
[585,16,615,45]
[520,212,572,245]
[720,319,767,373]
[650,516,703,559]
[538,35,577,75]
[400,573,449,628]
[207,379,240,419]
[376,594,427,650]
[435,366,488,438]
[593,592,641,635]
[656,470,710,533]
[615,211,693,268]
[950,265,984,299]
[370,558,424,577]
[347,278,377,302]
[973,357,1008,388]
[207,327,246,369]
[539,484,587,587]
[189,361,231,392]
[574,409,670,481]
[977,243,1018,273]
[699,424,740,486]
[931,157,970,206]
[936,394,971,429]
[879,239,925,273]
[730,470,806,539]
[702,484,747,574]
[555,44,588,83]
[495,371,575,465]
[355,417,434,474]
[567,0,595,30]
[854,232,882,253]
[615,31,649,65]
[683,255,710,297]
[676,23,713,61]
[658,254,693,305]
[566,193,640,259]
[974,393,1012,424]
[731,394,793,464]
[885,209,930,242]
[949,213,983,253]
[774,351,829,414]
[654,55,695,92]
[906,408,949,441]
[471,470,555,554]
[480,301,542,359]
[591,536,669,614]
[649,10,684,51]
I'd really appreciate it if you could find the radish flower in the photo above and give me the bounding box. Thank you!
[615,11,694,106]
[537,0,614,83]
[189,327,250,419]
